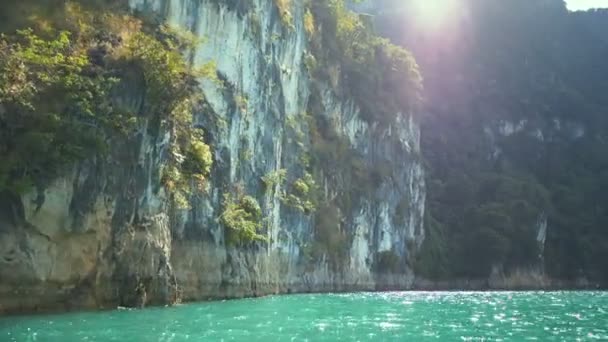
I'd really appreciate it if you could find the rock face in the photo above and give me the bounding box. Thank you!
[0,0,426,314]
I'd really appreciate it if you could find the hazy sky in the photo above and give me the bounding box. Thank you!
[567,0,608,10]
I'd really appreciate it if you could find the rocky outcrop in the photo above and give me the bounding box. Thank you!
[0,0,426,314]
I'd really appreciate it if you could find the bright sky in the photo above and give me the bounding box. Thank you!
[408,0,607,31]
[567,0,608,10]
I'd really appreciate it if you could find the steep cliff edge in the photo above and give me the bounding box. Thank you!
[0,0,425,314]
[363,0,608,287]
[5,0,603,316]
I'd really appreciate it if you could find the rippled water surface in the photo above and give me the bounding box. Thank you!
[2,292,607,341]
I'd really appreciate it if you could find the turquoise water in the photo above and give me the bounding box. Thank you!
[1,292,607,341]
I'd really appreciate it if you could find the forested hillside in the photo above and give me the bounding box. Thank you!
[372,0,608,284]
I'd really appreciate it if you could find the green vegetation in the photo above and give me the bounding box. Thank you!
[280,172,317,214]
[234,94,248,114]
[0,1,215,207]
[261,169,287,191]
[375,0,608,283]
[308,0,422,126]
[413,215,449,279]
[165,132,213,207]
[303,8,315,37]
[127,25,215,208]
[273,0,293,29]
[183,139,213,178]
[220,193,267,246]
[303,52,318,75]
[0,27,117,193]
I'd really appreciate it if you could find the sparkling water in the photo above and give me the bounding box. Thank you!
[2,291,607,341]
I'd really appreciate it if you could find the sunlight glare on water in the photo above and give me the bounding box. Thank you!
[1,292,607,341]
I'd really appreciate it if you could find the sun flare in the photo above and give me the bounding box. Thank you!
[410,0,459,29]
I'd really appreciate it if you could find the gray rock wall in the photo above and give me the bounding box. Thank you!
[0,0,426,314]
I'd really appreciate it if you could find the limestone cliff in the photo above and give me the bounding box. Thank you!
[0,0,425,314]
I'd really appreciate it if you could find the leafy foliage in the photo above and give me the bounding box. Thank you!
[303,8,315,37]
[220,193,267,246]
[261,169,287,190]
[308,0,422,126]
[273,0,293,29]
[0,1,215,205]
[0,28,119,193]
[280,172,317,214]
[375,0,608,282]
[122,26,216,207]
